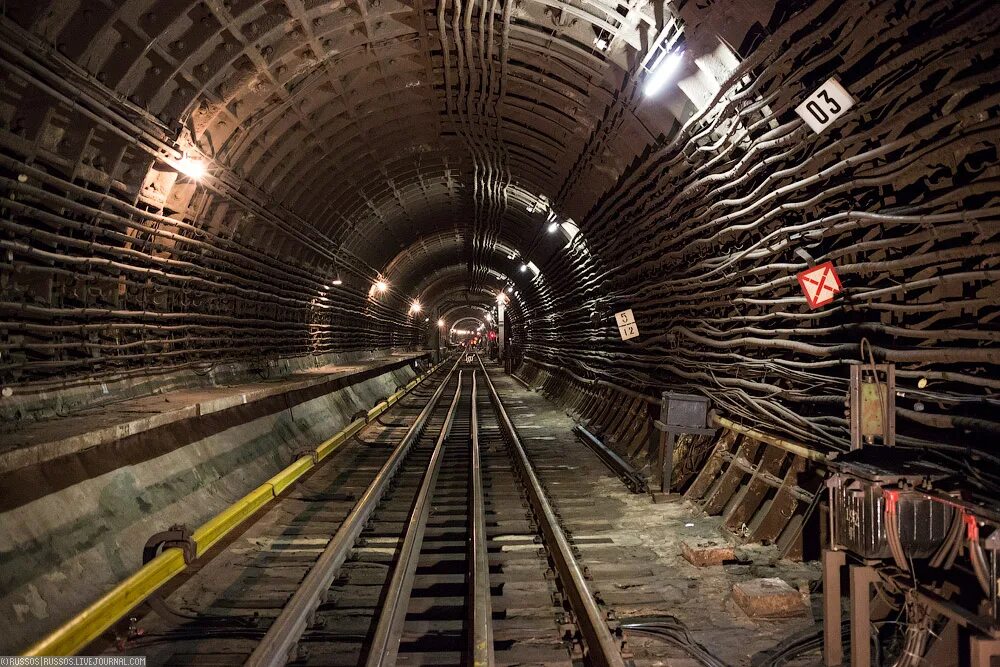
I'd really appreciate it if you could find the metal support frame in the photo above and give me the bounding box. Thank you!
[849,564,878,667]
[653,419,716,498]
[824,550,1000,665]
[971,636,1000,667]
[823,549,846,667]
[849,364,896,450]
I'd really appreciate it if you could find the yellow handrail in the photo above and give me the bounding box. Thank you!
[710,413,827,463]
[24,549,187,656]
[23,359,445,656]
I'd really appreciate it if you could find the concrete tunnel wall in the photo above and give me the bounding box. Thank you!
[0,0,996,467]
[0,0,998,656]
[0,359,419,652]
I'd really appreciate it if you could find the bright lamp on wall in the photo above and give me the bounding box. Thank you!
[644,50,684,97]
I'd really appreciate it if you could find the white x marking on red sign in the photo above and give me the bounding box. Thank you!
[796,261,843,309]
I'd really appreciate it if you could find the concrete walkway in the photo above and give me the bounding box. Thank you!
[1,353,425,474]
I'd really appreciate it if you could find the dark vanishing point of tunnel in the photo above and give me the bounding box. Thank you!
[0,0,998,664]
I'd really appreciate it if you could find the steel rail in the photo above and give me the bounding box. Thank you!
[21,359,447,657]
[245,357,463,666]
[475,356,626,667]
[469,371,496,666]
[365,371,465,666]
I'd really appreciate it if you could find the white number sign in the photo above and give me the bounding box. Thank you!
[618,322,639,341]
[614,309,635,327]
[615,308,639,340]
[795,78,855,134]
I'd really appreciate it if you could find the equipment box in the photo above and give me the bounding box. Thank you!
[829,449,953,559]
[661,392,710,429]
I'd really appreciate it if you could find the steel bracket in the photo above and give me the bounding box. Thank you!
[143,524,196,565]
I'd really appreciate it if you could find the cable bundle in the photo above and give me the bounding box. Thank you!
[621,615,730,667]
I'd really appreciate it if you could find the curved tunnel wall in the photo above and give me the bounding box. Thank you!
[522,0,1000,472]
[0,0,997,488]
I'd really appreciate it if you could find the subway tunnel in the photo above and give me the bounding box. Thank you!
[0,0,998,663]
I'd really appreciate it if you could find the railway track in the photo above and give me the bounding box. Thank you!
[121,355,628,666]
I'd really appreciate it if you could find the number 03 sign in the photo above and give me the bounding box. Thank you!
[795,78,855,134]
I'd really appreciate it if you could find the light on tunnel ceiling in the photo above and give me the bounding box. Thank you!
[643,50,684,97]
[485,313,492,322]
[409,300,422,314]
[331,276,343,286]
[424,317,429,322]
[520,264,527,272]
[374,279,388,293]
[506,285,513,293]
[438,319,444,327]
[547,221,560,234]
[176,154,207,180]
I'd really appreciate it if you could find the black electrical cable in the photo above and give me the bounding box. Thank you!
[620,616,730,667]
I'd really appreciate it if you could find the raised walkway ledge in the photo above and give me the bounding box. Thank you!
[0,353,427,500]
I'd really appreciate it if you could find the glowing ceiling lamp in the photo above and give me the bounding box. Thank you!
[374,280,388,293]
[409,300,422,314]
[547,221,559,233]
[520,264,528,272]
[176,155,207,180]
[438,319,444,327]
[644,50,684,97]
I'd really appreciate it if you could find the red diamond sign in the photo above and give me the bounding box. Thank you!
[796,261,842,309]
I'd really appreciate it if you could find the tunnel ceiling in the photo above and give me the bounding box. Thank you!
[5,0,674,275]
[1,0,999,478]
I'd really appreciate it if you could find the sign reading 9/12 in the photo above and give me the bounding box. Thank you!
[795,78,855,133]
[615,309,639,341]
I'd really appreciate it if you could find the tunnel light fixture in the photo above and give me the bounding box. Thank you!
[331,276,343,286]
[644,50,684,97]
[424,317,429,322]
[375,280,388,293]
[506,285,513,293]
[485,313,492,322]
[176,154,207,180]
[520,264,527,272]
[547,221,559,234]
[438,319,444,327]
[409,300,422,314]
